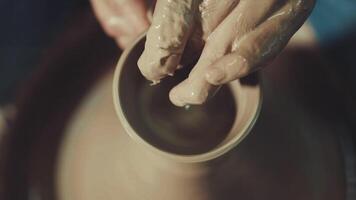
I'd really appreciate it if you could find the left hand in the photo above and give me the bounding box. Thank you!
[91,0,150,48]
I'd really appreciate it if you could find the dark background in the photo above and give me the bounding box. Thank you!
[0,0,87,104]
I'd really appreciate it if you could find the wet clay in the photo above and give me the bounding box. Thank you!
[137,0,200,81]
[137,0,314,106]
[120,38,237,155]
[114,34,261,161]
[129,66,236,155]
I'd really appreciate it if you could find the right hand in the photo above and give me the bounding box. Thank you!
[137,0,314,106]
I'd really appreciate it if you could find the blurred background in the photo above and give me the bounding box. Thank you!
[1,0,88,105]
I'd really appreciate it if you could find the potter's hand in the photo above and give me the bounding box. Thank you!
[91,0,150,48]
[138,0,315,106]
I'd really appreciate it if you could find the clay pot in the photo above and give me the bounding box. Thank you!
[56,32,351,199]
[109,34,261,199]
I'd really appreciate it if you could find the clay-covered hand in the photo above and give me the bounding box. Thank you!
[91,0,150,48]
[137,0,315,106]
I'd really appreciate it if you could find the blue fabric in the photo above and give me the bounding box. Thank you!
[309,0,356,45]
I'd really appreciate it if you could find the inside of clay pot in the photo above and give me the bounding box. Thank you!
[117,38,241,155]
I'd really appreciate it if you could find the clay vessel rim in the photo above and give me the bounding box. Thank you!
[113,32,262,163]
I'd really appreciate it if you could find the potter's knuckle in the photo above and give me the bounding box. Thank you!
[238,64,251,76]
[241,40,261,58]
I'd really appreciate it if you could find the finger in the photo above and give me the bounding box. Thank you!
[205,0,315,85]
[111,0,150,33]
[169,0,281,106]
[169,78,213,106]
[91,0,134,37]
[182,0,239,55]
[199,0,239,39]
[194,0,282,74]
[137,0,200,82]
[91,0,150,40]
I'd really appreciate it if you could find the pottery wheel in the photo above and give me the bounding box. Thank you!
[0,9,354,200]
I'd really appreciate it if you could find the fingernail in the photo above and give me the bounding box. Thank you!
[169,79,210,107]
[169,87,185,107]
[205,68,225,85]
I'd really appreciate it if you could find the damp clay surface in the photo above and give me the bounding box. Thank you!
[138,0,314,106]
[120,64,236,155]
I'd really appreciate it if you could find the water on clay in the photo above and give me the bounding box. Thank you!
[119,61,237,155]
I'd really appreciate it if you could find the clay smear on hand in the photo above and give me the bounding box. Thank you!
[138,0,315,106]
